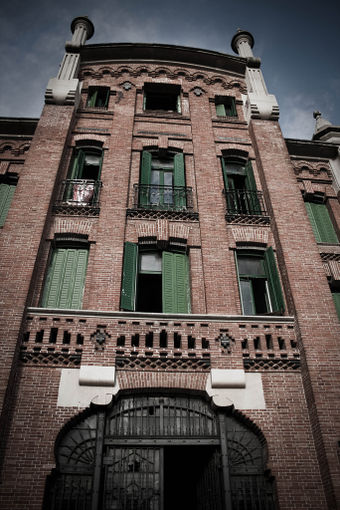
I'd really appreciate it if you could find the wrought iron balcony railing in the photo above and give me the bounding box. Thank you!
[224,189,268,217]
[55,179,102,208]
[132,184,194,212]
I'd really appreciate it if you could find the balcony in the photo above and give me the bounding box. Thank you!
[53,179,102,216]
[127,184,198,220]
[21,309,299,373]
[223,189,270,225]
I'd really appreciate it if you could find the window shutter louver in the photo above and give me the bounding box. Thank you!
[264,247,285,314]
[162,252,190,313]
[70,249,89,309]
[173,153,186,209]
[41,248,88,309]
[120,242,138,311]
[0,183,16,227]
[305,202,338,244]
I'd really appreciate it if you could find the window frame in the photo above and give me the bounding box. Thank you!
[139,150,186,210]
[143,83,181,114]
[120,243,191,314]
[86,86,110,108]
[235,248,284,315]
[40,239,89,310]
[215,96,237,117]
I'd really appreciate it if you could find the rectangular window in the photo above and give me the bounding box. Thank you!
[120,243,191,314]
[305,201,338,244]
[143,84,181,113]
[41,246,89,309]
[236,248,284,315]
[215,96,237,117]
[0,178,16,227]
[87,87,110,108]
[139,151,186,210]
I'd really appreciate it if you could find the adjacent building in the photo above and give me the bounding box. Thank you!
[0,17,339,510]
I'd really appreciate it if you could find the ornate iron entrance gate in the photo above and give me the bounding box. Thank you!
[44,394,275,509]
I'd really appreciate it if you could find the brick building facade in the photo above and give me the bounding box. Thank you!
[0,17,339,510]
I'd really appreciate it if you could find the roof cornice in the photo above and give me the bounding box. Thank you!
[80,43,247,75]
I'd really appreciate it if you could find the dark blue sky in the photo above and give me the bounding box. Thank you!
[1,0,339,139]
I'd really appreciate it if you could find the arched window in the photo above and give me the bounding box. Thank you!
[44,393,277,510]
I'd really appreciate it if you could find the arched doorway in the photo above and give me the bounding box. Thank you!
[44,392,276,509]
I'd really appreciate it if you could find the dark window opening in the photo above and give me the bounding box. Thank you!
[137,273,162,313]
[87,86,110,108]
[144,84,181,113]
[215,96,237,117]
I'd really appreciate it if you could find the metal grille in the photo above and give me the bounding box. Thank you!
[45,395,276,510]
[107,395,218,438]
[103,447,161,510]
[132,184,194,212]
[224,190,267,216]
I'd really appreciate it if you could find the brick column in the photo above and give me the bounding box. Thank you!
[0,104,76,470]
[249,118,340,507]
[189,91,240,314]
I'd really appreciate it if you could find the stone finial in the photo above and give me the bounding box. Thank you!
[231,29,255,57]
[313,110,332,134]
[66,16,95,50]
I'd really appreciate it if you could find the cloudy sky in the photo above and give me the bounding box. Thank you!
[1,0,339,140]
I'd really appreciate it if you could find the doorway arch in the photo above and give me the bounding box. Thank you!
[44,391,276,509]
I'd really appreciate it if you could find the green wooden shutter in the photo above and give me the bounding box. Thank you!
[162,252,190,314]
[120,242,138,311]
[264,247,285,314]
[245,161,261,214]
[216,103,226,116]
[41,248,88,309]
[305,202,338,244]
[103,88,110,108]
[139,151,152,206]
[0,183,16,227]
[87,89,98,107]
[174,153,186,209]
[221,158,229,191]
[332,292,340,320]
[230,98,237,116]
[176,94,182,114]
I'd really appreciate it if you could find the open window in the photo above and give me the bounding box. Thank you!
[236,248,284,315]
[120,243,191,313]
[215,96,237,117]
[222,158,262,215]
[139,150,186,210]
[64,146,103,205]
[304,198,338,244]
[41,237,89,309]
[331,291,340,319]
[87,86,110,108]
[143,84,181,113]
[0,173,17,227]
